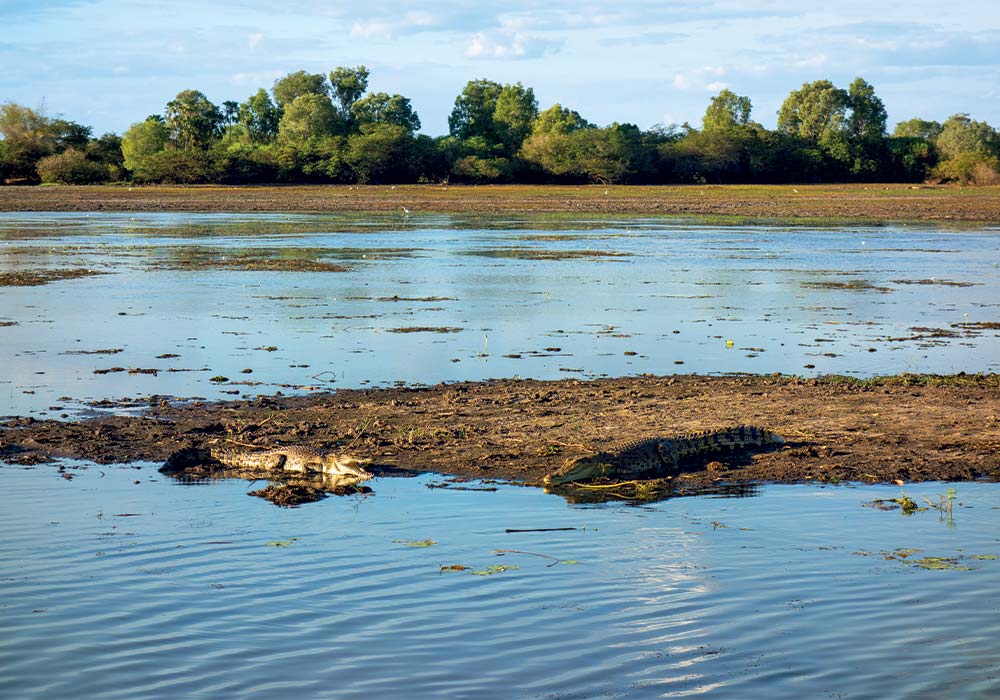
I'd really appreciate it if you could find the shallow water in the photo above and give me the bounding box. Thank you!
[3,213,1000,698]
[1,465,998,699]
[2,213,999,416]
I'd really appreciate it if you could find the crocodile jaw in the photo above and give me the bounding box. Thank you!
[544,455,612,485]
[324,456,374,480]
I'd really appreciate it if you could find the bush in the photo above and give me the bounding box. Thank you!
[35,148,108,184]
[130,148,216,184]
[932,152,1000,185]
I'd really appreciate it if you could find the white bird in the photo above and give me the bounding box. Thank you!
[401,206,411,215]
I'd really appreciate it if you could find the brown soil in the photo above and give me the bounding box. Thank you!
[2,374,998,503]
[2,184,1000,222]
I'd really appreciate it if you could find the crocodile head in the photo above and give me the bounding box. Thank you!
[323,455,374,480]
[543,454,614,485]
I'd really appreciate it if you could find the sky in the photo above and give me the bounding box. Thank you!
[1,0,998,137]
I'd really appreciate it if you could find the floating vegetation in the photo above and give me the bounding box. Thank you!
[62,348,124,355]
[157,247,350,272]
[470,564,518,576]
[852,547,995,571]
[376,295,457,302]
[951,321,1000,330]
[386,326,462,334]
[264,537,301,547]
[892,278,977,287]
[801,279,892,293]
[393,539,438,547]
[0,268,106,286]
[459,248,631,260]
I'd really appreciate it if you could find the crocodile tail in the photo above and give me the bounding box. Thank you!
[673,425,784,459]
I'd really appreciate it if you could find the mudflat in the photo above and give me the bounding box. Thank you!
[3,374,998,494]
[3,183,1000,222]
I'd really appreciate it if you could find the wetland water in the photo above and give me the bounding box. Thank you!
[1,212,999,416]
[2,213,1000,698]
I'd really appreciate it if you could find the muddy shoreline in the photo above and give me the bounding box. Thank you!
[3,183,1000,222]
[3,374,998,497]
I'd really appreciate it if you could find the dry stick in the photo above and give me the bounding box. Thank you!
[493,549,563,567]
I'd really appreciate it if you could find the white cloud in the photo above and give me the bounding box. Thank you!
[351,20,394,39]
[465,31,558,59]
[229,69,283,86]
[247,31,264,49]
[673,67,728,91]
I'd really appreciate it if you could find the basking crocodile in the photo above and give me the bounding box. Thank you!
[208,445,374,479]
[544,425,785,485]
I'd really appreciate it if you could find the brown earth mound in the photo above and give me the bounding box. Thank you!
[2,374,998,502]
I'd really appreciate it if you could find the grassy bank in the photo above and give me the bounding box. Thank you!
[2,183,1000,223]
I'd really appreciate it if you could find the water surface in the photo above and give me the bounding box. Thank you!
[1,465,997,699]
[2,212,998,416]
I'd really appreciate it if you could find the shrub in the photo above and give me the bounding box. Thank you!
[932,152,1000,185]
[35,148,108,184]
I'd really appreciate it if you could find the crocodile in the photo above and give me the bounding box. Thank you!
[544,425,785,485]
[208,445,374,479]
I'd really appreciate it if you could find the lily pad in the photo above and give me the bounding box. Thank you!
[470,564,518,576]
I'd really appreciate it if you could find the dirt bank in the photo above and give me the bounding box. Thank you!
[3,374,998,501]
[2,183,1000,222]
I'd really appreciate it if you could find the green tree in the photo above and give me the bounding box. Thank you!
[165,89,222,149]
[129,148,215,184]
[448,79,503,142]
[329,65,370,116]
[935,114,999,160]
[237,88,282,142]
[346,124,419,183]
[0,102,56,181]
[120,118,169,172]
[530,104,592,136]
[351,92,420,133]
[272,71,328,107]
[493,82,538,154]
[35,148,108,184]
[777,80,849,142]
[277,93,339,142]
[893,119,943,141]
[847,77,887,140]
[703,90,752,131]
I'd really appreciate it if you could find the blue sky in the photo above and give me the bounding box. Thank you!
[2,0,998,136]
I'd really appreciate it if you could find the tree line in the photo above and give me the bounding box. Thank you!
[2,67,999,186]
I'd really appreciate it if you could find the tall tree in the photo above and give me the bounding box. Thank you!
[531,104,592,136]
[935,114,999,159]
[448,79,503,142]
[277,93,338,141]
[847,77,887,140]
[893,119,943,141]
[238,88,282,142]
[351,92,420,133]
[121,118,169,171]
[272,71,328,108]
[329,65,370,116]
[493,82,538,154]
[703,89,753,131]
[165,90,222,149]
[777,80,849,142]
